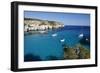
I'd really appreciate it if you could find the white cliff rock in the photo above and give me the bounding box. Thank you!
[24,18,64,32]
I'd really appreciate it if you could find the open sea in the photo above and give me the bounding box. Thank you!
[24,26,90,61]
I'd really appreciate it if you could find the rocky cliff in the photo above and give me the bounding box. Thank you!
[24,18,64,32]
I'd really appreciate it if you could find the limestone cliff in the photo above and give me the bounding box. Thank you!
[24,18,64,32]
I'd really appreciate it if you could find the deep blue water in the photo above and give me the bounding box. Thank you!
[24,26,90,61]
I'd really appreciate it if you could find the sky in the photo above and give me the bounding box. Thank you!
[24,11,90,26]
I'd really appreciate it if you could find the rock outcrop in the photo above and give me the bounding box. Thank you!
[63,44,90,59]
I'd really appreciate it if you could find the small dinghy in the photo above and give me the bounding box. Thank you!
[78,33,84,38]
[52,33,57,37]
[60,39,65,42]
[39,31,46,33]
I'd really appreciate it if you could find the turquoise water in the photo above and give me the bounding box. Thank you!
[24,26,90,61]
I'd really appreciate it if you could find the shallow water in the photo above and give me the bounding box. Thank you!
[24,26,90,61]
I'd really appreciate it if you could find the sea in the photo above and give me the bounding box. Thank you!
[24,26,90,61]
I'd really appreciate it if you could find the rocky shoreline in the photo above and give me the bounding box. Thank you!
[63,44,90,59]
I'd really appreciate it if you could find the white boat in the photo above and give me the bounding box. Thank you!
[60,39,65,42]
[86,38,89,41]
[78,33,84,38]
[52,33,57,37]
[39,31,46,33]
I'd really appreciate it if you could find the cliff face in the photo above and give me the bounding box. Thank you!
[24,18,64,32]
